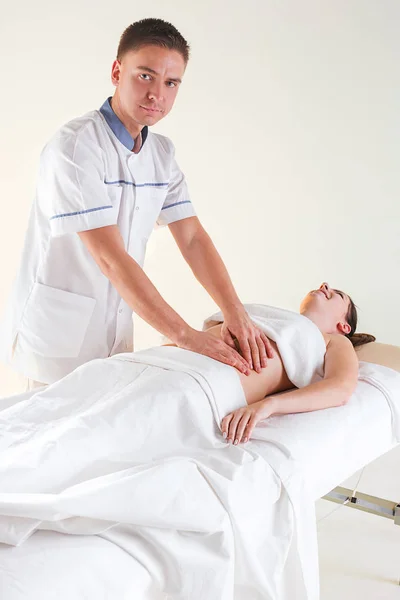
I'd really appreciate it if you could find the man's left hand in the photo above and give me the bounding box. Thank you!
[220,307,274,373]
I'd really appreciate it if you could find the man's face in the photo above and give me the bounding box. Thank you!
[111,45,186,127]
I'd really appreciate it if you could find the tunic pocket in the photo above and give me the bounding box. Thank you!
[17,282,96,358]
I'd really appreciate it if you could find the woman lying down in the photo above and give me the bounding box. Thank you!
[177,281,374,444]
[6,281,374,438]
[0,280,374,552]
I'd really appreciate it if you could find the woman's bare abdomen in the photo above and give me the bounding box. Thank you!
[205,323,294,405]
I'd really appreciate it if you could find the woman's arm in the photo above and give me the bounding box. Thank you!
[221,335,359,444]
[267,334,359,414]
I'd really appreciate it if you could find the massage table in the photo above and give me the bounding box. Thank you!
[0,341,399,599]
[321,342,400,526]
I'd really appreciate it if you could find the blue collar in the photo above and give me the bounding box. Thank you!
[99,97,148,151]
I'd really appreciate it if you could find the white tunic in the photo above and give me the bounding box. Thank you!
[0,98,196,383]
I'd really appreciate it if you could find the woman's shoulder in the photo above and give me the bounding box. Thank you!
[324,333,355,352]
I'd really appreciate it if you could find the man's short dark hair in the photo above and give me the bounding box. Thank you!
[117,18,190,63]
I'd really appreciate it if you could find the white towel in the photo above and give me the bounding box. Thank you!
[203,304,326,388]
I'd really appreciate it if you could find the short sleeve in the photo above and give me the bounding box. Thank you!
[156,142,196,227]
[39,131,117,237]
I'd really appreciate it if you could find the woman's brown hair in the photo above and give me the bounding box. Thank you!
[344,294,376,347]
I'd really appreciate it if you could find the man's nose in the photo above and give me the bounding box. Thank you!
[147,82,163,101]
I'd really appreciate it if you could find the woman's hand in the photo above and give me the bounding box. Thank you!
[221,308,274,373]
[221,398,275,445]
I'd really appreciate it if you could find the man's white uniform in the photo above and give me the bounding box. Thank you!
[0,98,196,384]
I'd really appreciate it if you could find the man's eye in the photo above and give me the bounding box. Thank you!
[140,74,151,80]
[337,291,344,299]
[167,81,176,88]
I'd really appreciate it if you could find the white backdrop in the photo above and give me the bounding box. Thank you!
[1,0,399,394]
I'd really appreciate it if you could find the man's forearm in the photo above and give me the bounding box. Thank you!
[180,228,243,315]
[101,250,192,345]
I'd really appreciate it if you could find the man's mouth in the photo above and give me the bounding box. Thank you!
[140,105,163,113]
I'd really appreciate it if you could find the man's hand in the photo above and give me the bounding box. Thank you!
[221,308,274,373]
[221,398,275,445]
[178,329,251,375]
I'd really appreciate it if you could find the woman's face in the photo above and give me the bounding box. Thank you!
[300,282,352,335]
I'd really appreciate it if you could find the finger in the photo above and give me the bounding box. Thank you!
[242,420,252,443]
[261,332,274,359]
[245,416,258,441]
[236,413,251,443]
[237,337,252,370]
[206,339,250,375]
[221,413,233,439]
[220,346,251,375]
[256,335,268,369]
[249,337,261,373]
[228,411,243,443]
[231,349,252,374]
[220,328,237,349]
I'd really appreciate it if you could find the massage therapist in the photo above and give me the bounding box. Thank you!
[0,18,273,388]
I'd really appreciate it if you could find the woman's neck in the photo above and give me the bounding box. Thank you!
[300,309,330,337]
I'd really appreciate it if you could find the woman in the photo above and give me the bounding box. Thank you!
[199,282,375,446]
[0,280,374,552]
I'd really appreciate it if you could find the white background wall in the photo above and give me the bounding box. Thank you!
[1,0,399,394]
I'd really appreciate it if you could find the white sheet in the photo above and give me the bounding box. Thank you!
[0,530,160,600]
[0,348,399,600]
[1,372,397,600]
[0,347,306,600]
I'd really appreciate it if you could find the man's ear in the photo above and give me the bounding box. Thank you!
[337,321,351,335]
[111,60,122,86]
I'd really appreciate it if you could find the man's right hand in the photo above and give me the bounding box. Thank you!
[177,329,251,375]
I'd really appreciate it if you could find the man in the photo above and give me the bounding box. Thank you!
[0,18,273,387]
